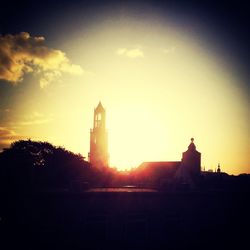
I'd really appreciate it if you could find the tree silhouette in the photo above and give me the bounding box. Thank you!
[0,140,91,193]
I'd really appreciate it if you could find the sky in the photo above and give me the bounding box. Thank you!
[0,0,249,174]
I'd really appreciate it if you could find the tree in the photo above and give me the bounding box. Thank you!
[0,140,91,193]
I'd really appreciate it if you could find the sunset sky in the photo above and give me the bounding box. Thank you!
[0,1,249,174]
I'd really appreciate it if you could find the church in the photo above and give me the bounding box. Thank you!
[136,138,201,186]
[88,102,201,185]
[88,102,109,168]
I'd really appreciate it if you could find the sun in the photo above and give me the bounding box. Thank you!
[10,16,250,174]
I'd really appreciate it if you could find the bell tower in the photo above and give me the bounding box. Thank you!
[181,138,201,176]
[88,102,109,168]
[175,138,201,186]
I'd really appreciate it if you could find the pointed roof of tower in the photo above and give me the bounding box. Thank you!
[95,101,105,112]
[217,163,221,173]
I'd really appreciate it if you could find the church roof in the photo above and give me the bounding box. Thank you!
[139,161,181,169]
[137,161,181,173]
[183,138,201,155]
[188,138,196,151]
[136,161,181,178]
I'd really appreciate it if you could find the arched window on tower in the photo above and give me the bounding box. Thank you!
[95,113,102,128]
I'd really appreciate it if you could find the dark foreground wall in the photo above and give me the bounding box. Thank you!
[1,190,249,250]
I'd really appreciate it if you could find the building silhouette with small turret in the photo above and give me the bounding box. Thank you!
[88,102,202,186]
[136,138,201,187]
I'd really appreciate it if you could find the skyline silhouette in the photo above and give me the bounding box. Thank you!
[0,2,249,249]
[0,1,249,174]
[1,137,250,250]
[0,103,249,250]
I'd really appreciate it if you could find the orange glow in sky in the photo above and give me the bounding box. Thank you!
[0,17,249,174]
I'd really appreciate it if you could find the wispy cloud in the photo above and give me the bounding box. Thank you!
[0,32,83,88]
[18,119,52,126]
[116,48,144,58]
[0,127,26,150]
[18,112,54,126]
[163,46,176,54]
[0,108,11,114]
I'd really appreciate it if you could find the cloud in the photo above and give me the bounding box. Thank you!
[18,118,52,126]
[163,46,176,54]
[116,48,144,58]
[0,127,26,150]
[18,111,54,126]
[0,108,11,113]
[0,32,83,88]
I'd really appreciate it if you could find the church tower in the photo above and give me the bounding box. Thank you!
[175,138,201,186]
[181,138,201,176]
[88,102,109,168]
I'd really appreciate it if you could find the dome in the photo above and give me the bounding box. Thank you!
[188,138,196,151]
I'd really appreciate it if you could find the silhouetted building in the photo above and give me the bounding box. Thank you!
[175,138,201,181]
[217,163,221,173]
[182,138,201,174]
[136,138,201,188]
[88,102,109,168]
[136,161,181,187]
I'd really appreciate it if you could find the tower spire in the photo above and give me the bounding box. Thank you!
[217,163,221,173]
